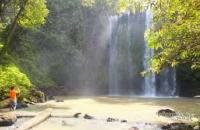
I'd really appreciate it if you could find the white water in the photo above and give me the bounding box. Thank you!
[143,8,156,96]
[158,68,177,96]
[108,13,138,95]
[143,8,177,97]
[108,10,177,96]
[108,15,120,95]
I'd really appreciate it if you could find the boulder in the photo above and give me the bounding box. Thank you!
[106,117,119,122]
[29,89,45,103]
[192,121,200,130]
[73,113,82,118]
[157,108,176,117]
[121,119,127,123]
[193,125,200,130]
[56,100,64,102]
[0,112,17,126]
[194,95,200,98]
[83,114,94,120]
[129,126,139,130]
[161,123,194,130]
[0,99,11,109]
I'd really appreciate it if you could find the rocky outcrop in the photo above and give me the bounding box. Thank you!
[29,89,45,103]
[157,108,176,117]
[83,114,95,120]
[0,112,17,126]
[161,123,194,130]
[0,99,10,109]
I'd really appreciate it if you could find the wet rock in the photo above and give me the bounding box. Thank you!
[145,122,152,125]
[83,114,94,120]
[129,126,139,130]
[17,103,28,109]
[0,112,17,126]
[73,113,82,118]
[56,100,64,102]
[194,95,200,98]
[193,125,200,130]
[30,89,46,103]
[161,125,170,130]
[161,123,194,130]
[193,121,200,130]
[0,99,10,109]
[121,120,127,123]
[157,108,176,117]
[106,117,119,122]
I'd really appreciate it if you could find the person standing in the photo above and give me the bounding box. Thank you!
[9,86,18,111]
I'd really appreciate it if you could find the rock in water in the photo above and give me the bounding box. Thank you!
[73,113,82,118]
[121,120,127,123]
[0,112,17,126]
[194,95,200,98]
[17,103,28,109]
[161,123,194,130]
[83,114,94,120]
[56,100,64,102]
[129,126,139,130]
[157,108,176,117]
[106,117,119,122]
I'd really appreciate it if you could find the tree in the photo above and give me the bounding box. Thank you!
[146,0,200,72]
[0,0,48,100]
[0,0,48,57]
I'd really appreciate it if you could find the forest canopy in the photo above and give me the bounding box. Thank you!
[146,0,200,72]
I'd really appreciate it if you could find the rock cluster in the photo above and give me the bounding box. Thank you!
[0,112,17,126]
[161,123,194,130]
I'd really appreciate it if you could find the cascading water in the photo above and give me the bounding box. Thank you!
[107,9,177,96]
[143,8,177,96]
[108,13,145,95]
[108,15,120,95]
[157,68,177,96]
[143,8,156,96]
[127,12,134,95]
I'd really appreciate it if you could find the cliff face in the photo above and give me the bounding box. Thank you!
[176,64,200,97]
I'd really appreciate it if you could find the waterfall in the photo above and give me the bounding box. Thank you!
[157,68,177,96]
[143,8,156,96]
[107,9,177,96]
[143,8,177,96]
[108,14,133,95]
[108,15,120,95]
[108,13,145,95]
[127,12,134,95]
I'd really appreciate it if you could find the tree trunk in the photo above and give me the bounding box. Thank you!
[0,0,28,56]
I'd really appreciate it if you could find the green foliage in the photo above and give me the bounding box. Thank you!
[0,0,49,95]
[117,0,144,13]
[81,0,95,7]
[0,64,32,100]
[80,0,144,14]
[147,0,200,72]
[19,0,49,28]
